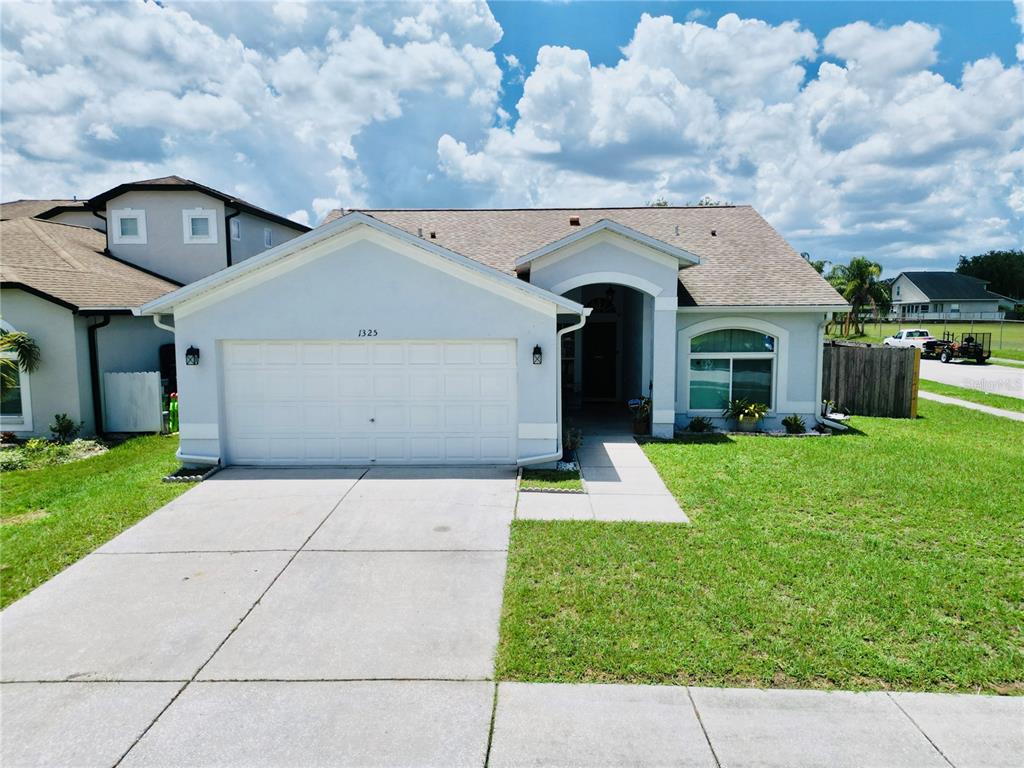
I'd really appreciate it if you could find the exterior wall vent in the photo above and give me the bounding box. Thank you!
[711,229,717,237]
[429,231,437,239]
[569,215,581,226]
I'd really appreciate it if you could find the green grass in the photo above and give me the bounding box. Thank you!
[919,380,1024,414]
[0,435,189,608]
[498,401,1023,693]
[520,468,583,492]
[992,359,1024,370]
[829,321,1024,361]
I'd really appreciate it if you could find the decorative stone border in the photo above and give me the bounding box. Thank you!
[162,464,221,483]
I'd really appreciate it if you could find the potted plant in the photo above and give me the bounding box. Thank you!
[627,396,652,435]
[722,398,769,432]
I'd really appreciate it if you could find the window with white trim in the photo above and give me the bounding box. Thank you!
[263,227,272,248]
[110,208,147,245]
[689,329,775,411]
[0,320,33,431]
[230,218,241,241]
[182,208,218,244]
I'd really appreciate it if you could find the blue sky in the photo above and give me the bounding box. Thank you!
[2,1,1022,276]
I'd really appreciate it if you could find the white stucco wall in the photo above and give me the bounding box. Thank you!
[229,211,304,265]
[48,210,105,230]
[170,229,561,465]
[106,190,228,284]
[676,311,826,430]
[0,289,84,437]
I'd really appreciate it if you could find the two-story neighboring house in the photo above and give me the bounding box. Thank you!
[889,271,1013,321]
[0,177,309,437]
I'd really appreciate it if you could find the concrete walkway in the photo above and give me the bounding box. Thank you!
[919,390,1024,422]
[517,409,689,523]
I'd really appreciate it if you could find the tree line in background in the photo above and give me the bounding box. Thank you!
[955,250,1023,300]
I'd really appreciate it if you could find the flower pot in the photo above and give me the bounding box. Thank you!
[633,418,650,436]
[736,418,758,432]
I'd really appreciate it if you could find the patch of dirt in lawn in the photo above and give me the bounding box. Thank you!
[1,509,50,526]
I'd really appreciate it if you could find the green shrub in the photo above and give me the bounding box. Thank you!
[49,413,81,444]
[687,416,714,433]
[782,414,807,434]
[0,450,27,471]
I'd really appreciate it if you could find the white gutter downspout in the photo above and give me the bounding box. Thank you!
[518,308,592,466]
[815,313,848,431]
[152,314,175,332]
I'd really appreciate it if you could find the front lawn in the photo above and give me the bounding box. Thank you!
[919,380,1024,414]
[520,468,583,492]
[497,400,1023,693]
[0,435,188,608]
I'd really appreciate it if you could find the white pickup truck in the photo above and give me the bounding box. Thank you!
[882,328,934,349]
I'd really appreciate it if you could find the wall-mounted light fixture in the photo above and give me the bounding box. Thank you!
[185,346,201,366]
[532,345,542,365]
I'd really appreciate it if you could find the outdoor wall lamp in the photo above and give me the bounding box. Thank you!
[185,346,201,366]
[532,345,543,365]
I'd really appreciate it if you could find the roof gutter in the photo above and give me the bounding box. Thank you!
[518,308,592,467]
[224,207,240,268]
[87,314,111,436]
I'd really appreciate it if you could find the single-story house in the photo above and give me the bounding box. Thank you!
[1,217,178,436]
[137,206,848,467]
[889,271,1012,320]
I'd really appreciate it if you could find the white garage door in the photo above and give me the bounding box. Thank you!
[222,340,517,465]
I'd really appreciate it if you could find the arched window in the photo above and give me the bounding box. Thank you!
[0,320,33,431]
[689,328,775,411]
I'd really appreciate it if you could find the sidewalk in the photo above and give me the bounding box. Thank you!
[919,390,1024,422]
[488,682,1022,768]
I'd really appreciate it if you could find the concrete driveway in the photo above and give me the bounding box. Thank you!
[920,358,1024,398]
[0,466,514,767]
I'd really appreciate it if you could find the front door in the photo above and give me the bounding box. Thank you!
[582,323,617,400]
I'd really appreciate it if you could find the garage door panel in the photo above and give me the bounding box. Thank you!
[372,345,404,365]
[265,344,299,365]
[479,373,512,399]
[443,373,476,398]
[337,344,370,365]
[223,340,516,465]
[480,436,514,461]
[373,374,405,398]
[480,404,512,429]
[479,343,514,365]
[301,343,335,365]
[408,343,442,365]
[338,374,372,398]
[304,437,337,461]
[339,437,372,462]
[302,374,335,399]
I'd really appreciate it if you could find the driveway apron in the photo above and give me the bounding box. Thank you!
[1,466,513,767]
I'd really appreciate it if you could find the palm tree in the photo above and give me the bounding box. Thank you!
[0,329,41,389]
[827,257,891,336]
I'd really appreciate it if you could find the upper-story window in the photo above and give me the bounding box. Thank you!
[230,218,241,241]
[689,328,776,411]
[183,208,218,244]
[263,228,273,248]
[895,284,901,297]
[111,208,147,245]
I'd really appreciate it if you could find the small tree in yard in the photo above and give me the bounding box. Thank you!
[827,257,891,335]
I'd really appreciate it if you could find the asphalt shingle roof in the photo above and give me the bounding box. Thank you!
[0,218,178,310]
[0,199,86,221]
[323,206,844,307]
[899,271,1003,301]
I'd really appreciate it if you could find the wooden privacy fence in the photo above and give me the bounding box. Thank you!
[822,343,920,418]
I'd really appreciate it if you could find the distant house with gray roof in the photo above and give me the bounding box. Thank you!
[889,271,1013,320]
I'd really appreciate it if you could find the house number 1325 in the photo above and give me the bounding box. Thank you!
[357,329,378,337]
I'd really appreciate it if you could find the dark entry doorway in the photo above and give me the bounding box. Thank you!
[582,322,617,400]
